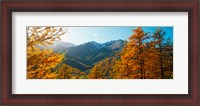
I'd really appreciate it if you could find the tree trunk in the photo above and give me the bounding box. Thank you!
[139,39,144,79]
[159,41,164,79]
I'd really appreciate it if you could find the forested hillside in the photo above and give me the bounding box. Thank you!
[27,27,173,79]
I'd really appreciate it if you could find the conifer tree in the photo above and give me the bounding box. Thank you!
[162,38,173,78]
[88,58,115,79]
[27,27,66,79]
[114,27,150,79]
[152,28,166,79]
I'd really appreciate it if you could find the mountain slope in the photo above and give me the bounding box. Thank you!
[64,54,92,71]
[65,39,125,65]
[39,39,126,71]
[39,41,76,52]
[101,39,125,50]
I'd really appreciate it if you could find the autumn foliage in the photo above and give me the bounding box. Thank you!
[88,58,116,79]
[111,27,173,79]
[27,27,65,79]
[27,27,173,79]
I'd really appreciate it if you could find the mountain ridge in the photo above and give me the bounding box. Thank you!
[40,39,125,71]
[63,39,125,71]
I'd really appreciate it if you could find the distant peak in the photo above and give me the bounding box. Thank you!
[82,41,99,45]
[104,39,124,43]
[89,41,98,43]
[79,39,124,46]
[53,41,76,46]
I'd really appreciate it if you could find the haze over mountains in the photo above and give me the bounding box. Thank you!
[46,39,125,72]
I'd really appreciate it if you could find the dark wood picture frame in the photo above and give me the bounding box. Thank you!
[0,0,199,105]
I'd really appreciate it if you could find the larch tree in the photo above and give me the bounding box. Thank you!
[27,27,66,79]
[56,64,86,79]
[114,27,150,79]
[144,41,160,78]
[88,58,115,79]
[162,38,173,79]
[152,28,166,79]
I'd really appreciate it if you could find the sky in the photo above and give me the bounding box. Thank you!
[60,26,173,45]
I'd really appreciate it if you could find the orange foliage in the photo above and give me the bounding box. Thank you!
[27,27,66,79]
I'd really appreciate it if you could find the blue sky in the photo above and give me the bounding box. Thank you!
[60,26,173,45]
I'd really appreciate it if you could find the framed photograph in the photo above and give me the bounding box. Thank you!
[1,0,199,105]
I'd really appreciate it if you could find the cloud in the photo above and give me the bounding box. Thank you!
[93,33,99,37]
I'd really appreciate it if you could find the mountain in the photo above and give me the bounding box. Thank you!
[64,42,113,69]
[39,39,125,71]
[51,41,76,52]
[39,41,76,52]
[53,41,76,49]
[63,54,92,72]
[64,39,125,71]
[101,39,125,50]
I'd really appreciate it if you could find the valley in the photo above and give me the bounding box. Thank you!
[49,39,125,73]
[27,27,173,79]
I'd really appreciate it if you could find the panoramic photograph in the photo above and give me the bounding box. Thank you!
[27,26,173,79]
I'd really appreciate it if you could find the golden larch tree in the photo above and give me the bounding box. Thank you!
[114,27,150,79]
[27,27,66,79]
[88,58,116,79]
